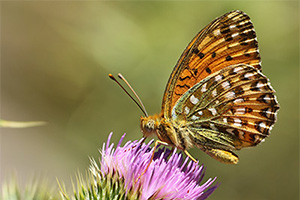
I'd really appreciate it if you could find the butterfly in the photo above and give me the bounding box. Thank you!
[110,10,279,164]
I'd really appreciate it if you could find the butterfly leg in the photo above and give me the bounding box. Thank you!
[135,140,169,183]
[184,150,198,163]
[203,148,239,164]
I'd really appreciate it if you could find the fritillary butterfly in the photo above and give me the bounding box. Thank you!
[139,10,279,164]
[110,10,279,164]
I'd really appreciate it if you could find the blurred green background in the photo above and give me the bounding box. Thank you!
[1,1,299,200]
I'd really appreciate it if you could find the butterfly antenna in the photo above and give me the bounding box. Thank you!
[117,73,148,117]
[108,74,148,117]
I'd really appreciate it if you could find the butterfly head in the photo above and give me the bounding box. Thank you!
[140,115,161,137]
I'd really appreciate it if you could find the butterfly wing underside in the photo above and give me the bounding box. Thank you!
[162,10,261,118]
[172,64,279,150]
[137,10,279,164]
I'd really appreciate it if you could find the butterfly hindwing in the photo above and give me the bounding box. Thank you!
[172,64,279,149]
[162,10,261,118]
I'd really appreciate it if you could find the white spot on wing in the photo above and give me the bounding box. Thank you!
[264,108,273,118]
[229,24,236,29]
[208,108,218,116]
[201,83,207,93]
[232,32,239,38]
[190,95,199,105]
[221,81,231,90]
[256,82,265,88]
[235,107,246,115]
[198,111,203,115]
[212,89,217,97]
[225,91,235,99]
[234,98,244,103]
[233,66,244,73]
[191,115,199,120]
[274,112,278,120]
[259,122,267,129]
[213,29,221,36]
[244,73,254,79]
[172,108,177,119]
[215,75,223,82]
[263,95,273,103]
[233,118,242,127]
[185,106,190,115]
[223,118,227,123]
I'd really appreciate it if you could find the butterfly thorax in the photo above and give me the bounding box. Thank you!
[140,114,193,151]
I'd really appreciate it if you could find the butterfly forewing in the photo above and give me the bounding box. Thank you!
[162,10,261,118]
[172,64,279,148]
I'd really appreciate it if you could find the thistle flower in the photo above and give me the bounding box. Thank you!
[89,133,218,200]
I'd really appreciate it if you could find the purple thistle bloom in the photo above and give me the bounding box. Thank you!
[92,133,218,200]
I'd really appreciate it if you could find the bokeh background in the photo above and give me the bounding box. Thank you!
[1,1,299,200]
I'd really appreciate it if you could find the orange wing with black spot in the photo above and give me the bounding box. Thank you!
[162,10,261,118]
